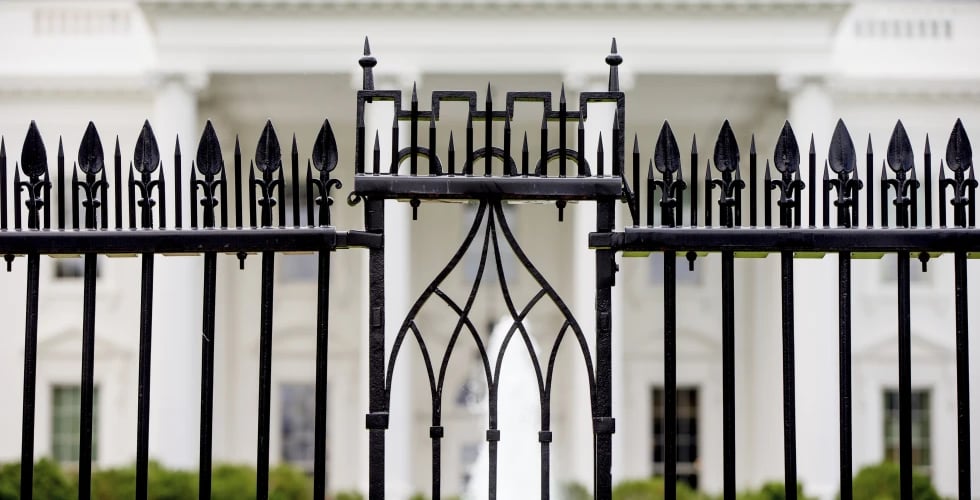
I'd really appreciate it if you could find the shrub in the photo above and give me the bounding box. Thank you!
[0,458,74,500]
[613,477,708,500]
[738,481,812,500]
[332,491,365,500]
[269,464,312,500]
[564,481,594,500]
[851,462,939,500]
[211,463,256,500]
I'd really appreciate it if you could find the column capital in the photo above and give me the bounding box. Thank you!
[777,73,829,95]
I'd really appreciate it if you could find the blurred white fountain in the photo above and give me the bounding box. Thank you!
[463,316,552,500]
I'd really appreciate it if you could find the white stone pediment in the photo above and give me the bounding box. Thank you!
[37,328,132,360]
[854,330,953,364]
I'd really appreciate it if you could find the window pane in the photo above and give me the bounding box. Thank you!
[280,383,317,475]
[651,386,699,489]
[52,385,98,463]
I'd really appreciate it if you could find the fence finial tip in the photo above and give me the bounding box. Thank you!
[363,36,371,55]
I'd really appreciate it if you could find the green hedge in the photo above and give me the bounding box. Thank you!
[0,460,316,500]
[850,462,939,500]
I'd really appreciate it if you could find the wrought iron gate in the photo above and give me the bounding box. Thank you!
[2,39,976,500]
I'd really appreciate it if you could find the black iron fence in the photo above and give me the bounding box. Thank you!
[1,38,975,500]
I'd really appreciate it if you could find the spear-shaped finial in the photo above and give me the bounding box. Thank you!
[359,36,377,91]
[606,37,623,92]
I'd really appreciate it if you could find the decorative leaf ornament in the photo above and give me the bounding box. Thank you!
[20,120,47,178]
[653,121,680,174]
[773,121,800,174]
[886,120,914,173]
[77,121,105,175]
[196,120,223,176]
[946,118,972,173]
[713,120,739,173]
[828,119,856,174]
[134,120,160,174]
[254,120,282,173]
[312,119,338,173]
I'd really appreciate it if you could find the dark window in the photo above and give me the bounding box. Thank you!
[52,385,98,463]
[883,388,931,476]
[280,383,318,476]
[652,386,699,488]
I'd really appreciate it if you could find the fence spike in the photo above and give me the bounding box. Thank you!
[704,160,713,227]
[939,161,948,228]
[306,162,314,226]
[647,160,655,226]
[235,136,243,228]
[14,164,21,230]
[249,162,256,228]
[808,133,816,227]
[881,161,889,227]
[449,132,457,176]
[829,119,856,174]
[596,132,604,178]
[291,134,300,227]
[254,120,280,175]
[485,82,492,177]
[71,165,78,229]
[78,122,104,176]
[887,120,914,173]
[538,113,547,177]
[373,131,381,175]
[654,121,680,175]
[713,120,739,173]
[559,84,567,178]
[190,165,198,229]
[113,137,122,229]
[632,134,640,226]
[947,118,972,173]
[606,37,622,92]
[924,134,933,227]
[99,168,108,229]
[866,135,874,228]
[765,160,773,227]
[359,36,376,91]
[750,134,757,226]
[57,138,65,229]
[774,121,800,175]
[158,163,167,228]
[431,118,442,176]
[691,134,699,226]
[21,121,47,179]
[128,165,136,229]
[174,136,182,228]
[823,162,830,227]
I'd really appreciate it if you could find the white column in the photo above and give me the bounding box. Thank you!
[149,72,206,469]
[568,72,626,490]
[780,74,838,500]
[357,71,418,497]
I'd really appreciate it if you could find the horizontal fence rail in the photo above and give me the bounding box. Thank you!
[0,117,375,500]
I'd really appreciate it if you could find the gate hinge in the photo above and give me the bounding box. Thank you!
[365,412,389,430]
[593,417,616,435]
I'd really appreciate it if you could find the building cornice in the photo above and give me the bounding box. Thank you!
[139,0,851,13]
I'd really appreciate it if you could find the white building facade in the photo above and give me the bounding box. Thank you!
[0,1,979,498]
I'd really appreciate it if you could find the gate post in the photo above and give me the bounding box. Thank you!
[594,197,616,500]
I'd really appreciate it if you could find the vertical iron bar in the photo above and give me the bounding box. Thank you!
[175,138,182,228]
[366,197,385,500]
[664,250,677,500]
[867,137,873,227]
[749,139,759,227]
[691,136,698,227]
[485,85,492,177]
[808,136,816,227]
[595,198,615,500]
[256,251,275,500]
[897,249,912,500]
[925,137,932,226]
[722,250,735,500]
[881,164,889,228]
[539,115,547,177]
[114,139,122,229]
[235,137,243,228]
[839,250,853,500]
[559,87,567,178]
[313,249,331,498]
[19,253,39,500]
[78,251,97,500]
[58,140,65,229]
[0,139,6,230]
[291,136,299,226]
[135,252,154,499]
[199,251,217,499]
[781,250,797,500]
[954,251,971,500]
